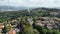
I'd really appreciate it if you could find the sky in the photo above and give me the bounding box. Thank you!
[0,0,60,7]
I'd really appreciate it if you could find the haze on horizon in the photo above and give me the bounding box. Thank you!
[0,0,60,8]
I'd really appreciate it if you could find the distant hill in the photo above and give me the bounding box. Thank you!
[0,6,18,11]
[0,6,27,12]
[0,6,60,12]
[31,7,60,12]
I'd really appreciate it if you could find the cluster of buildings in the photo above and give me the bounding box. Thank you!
[27,17,60,30]
[0,17,60,34]
[34,17,60,30]
[0,19,20,34]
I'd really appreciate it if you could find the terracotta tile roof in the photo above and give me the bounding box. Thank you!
[9,30,16,34]
[0,23,4,29]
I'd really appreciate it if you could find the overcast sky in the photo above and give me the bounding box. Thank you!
[0,0,60,7]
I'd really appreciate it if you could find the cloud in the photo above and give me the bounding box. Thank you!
[21,0,54,7]
[29,0,45,2]
[0,0,24,6]
[0,0,60,7]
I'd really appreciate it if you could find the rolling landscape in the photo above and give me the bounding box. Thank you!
[0,0,60,34]
[0,6,59,34]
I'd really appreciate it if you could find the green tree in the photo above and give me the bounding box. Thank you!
[21,21,39,34]
[46,30,53,34]
[53,29,60,34]
[33,25,47,34]
[5,25,11,32]
[33,29,39,34]
[22,25,39,34]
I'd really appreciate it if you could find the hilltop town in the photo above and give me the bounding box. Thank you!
[0,8,60,34]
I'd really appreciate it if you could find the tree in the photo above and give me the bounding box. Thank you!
[33,25,47,34]
[46,30,53,34]
[21,21,39,34]
[22,25,39,34]
[5,25,11,32]
[53,29,60,34]
[33,29,39,34]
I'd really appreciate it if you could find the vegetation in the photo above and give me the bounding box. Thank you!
[4,25,11,32]
[0,8,60,34]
